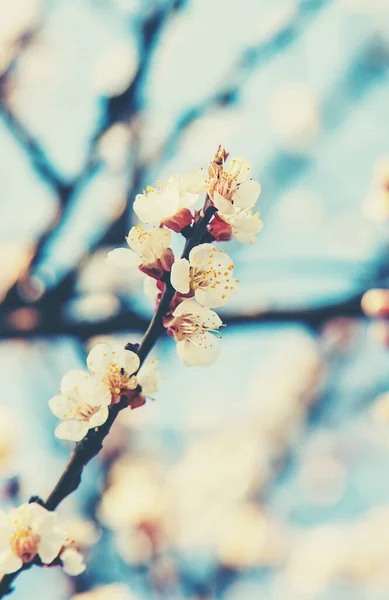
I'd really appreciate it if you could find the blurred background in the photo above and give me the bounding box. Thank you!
[2,0,389,598]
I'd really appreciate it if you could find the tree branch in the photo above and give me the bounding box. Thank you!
[0,200,215,599]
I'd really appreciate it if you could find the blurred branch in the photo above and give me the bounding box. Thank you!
[0,291,364,341]
[150,0,333,170]
[0,0,187,310]
[0,0,324,314]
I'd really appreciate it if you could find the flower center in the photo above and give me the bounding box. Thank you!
[11,528,40,563]
[172,314,220,341]
[103,363,138,395]
[191,262,235,293]
[212,171,238,201]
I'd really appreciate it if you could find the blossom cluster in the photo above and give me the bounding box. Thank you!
[109,147,262,367]
[46,147,262,440]
[0,503,85,576]
[0,147,262,585]
[49,343,158,442]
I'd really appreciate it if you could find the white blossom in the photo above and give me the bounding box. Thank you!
[133,169,206,225]
[223,208,263,244]
[107,226,173,279]
[49,370,112,442]
[60,546,86,575]
[0,503,66,573]
[208,156,261,215]
[165,299,223,366]
[170,243,238,308]
[87,343,140,398]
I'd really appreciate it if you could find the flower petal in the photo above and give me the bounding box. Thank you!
[149,227,171,254]
[137,361,159,396]
[188,243,215,269]
[180,167,207,195]
[227,157,251,183]
[49,395,75,420]
[133,193,160,224]
[88,406,109,428]
[0,549,23,574]
[55,420,89,442]
[106,248,139,269]
[233,179,261,209]
[195,287,235,309]
[38,529,66,565]
[86,343,113,375]
[177,333,220,367]
[173,299,222,329]
[134,182,180,223]
[170,258,191,294]
[60,370,91,401]
[212,191,234,214]
[61,548,86,576]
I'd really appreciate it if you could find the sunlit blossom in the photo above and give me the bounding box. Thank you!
[207,151,261,215]
[0,503,67,573]
[60,545,86,575]
[133,169,207,230]
[170,243,238,308]
[164,299,223,366]
[107,226,174,279]
[209,208,263,243]
[49,370,112,442]
[87,342,140,401]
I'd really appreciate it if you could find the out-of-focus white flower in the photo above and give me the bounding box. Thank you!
[268,83,320,152]
[216,503,286,569]
[143,276,161,301]
[99,458,169,565]
[99,458,168,533]
[72,584,137,600]
[98,124,132,172]
[61,519,100,549]
[107,226,174,280]
[60,546,86,575]
[0,407,19,475]
[372,392,389,423]
[92,42,138,96]
[87,343,140,400]
[208,151,261,215]
[164,299,222,366]
[170,243,238,308]
[49,371,112,442]
[133,169,207,230]
[209,209,263,244]
[0,503,66,573]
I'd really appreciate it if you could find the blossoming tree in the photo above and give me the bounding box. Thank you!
[0,146,262,596]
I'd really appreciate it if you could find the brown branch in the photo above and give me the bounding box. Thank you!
[0,202,215,598]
